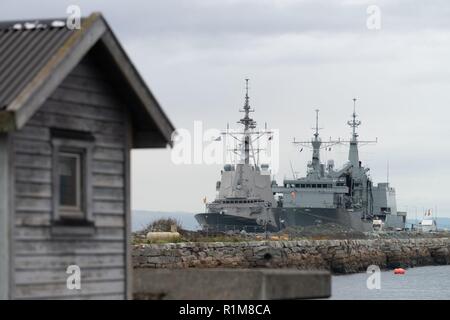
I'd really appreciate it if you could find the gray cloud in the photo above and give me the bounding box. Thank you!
[1,0,449,216]
[3,0,450,38]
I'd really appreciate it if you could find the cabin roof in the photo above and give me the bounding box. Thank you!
[0,13,174,148]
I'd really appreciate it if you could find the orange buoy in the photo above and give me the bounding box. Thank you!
[394,268,405,275]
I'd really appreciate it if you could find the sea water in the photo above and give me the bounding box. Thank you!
[330,265,450,300]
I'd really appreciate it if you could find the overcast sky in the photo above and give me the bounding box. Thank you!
[2,0,449,218]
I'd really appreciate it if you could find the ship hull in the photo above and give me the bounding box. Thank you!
[276,207,373,232]
[196,207,373,233]
[195,213,272,233]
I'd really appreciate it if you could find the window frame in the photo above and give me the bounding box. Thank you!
[58,151,82,213]
[51,133,94,225]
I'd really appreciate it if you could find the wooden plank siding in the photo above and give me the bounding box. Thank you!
[0,134,13,299]
[11,55,129,300]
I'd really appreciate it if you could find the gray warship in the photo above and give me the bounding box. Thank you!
[273,100,406,232]
[272,103,374,231]
[195,80,279,232]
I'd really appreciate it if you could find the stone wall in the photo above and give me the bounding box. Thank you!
[133,238,450,274]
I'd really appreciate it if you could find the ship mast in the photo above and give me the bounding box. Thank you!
[341,98,378,168]
[222,79,272,169]
[311,109,322,173]
[347,98,361,167]
[238,79,256,165]
[293,109,339,177]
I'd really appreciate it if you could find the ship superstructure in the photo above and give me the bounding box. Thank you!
[416,209,437,232]
[339,99,377,219]
[273,110,350,210]
[341,99,406,229]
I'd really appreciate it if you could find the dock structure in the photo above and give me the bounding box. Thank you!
[134,269,331,300]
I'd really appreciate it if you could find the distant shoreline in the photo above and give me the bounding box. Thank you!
[132,210,450,233]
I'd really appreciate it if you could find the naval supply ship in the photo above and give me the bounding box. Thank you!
[272,105,373,232]
[195,80,279,232]
[273,99,406,232]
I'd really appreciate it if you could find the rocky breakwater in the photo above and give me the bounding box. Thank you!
[132,238,450,274]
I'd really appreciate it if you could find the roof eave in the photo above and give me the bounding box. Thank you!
[98,19,175,148]
[0,12,175,149]
[0,111,16,132]
[3,12,106,131]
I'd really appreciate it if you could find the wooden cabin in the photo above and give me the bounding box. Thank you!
[0,13,174,299]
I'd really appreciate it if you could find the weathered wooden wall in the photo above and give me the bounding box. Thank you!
[11,53,129,299]
[0,133,12,299]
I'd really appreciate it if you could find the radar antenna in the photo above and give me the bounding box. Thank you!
[292,109,340,177]
[292,109,339,149]
[348,98,362,141]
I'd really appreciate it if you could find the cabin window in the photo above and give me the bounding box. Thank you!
[300,184,305,188]
[58,152,82,211]
[51,129,95,226]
